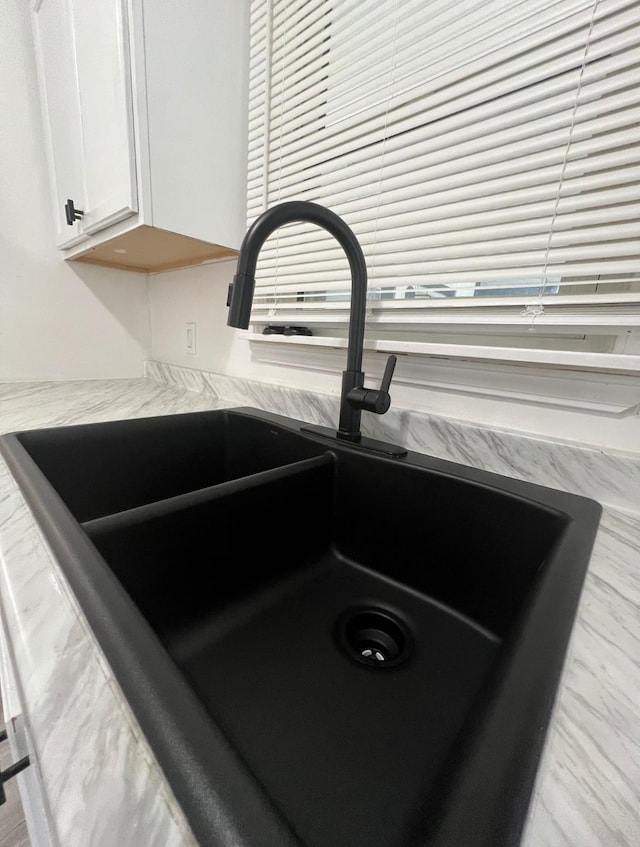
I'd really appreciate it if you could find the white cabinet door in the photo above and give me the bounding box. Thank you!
[32,0,87,248]
[70,0,138,234]
[32,0,138,248]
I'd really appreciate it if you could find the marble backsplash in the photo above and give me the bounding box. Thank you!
[146,361,640,516]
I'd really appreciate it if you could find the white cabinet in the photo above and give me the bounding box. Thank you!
[0,608,56,847]
[32,0,137,249]
[31,0,248,272]
[66,0,138,239]
[31,0,91,249]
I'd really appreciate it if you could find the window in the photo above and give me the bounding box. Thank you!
[246,0,640,373]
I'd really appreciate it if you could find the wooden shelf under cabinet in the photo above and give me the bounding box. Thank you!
[69,224,239,273]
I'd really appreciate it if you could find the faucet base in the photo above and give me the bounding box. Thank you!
[300,424,408,457]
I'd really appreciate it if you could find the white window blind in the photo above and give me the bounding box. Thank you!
[246,0,640,365]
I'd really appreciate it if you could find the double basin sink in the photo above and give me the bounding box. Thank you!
[0,407,601,847]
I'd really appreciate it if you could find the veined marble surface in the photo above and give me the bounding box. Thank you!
[146,361,640,515]
[0,378,226,431]
[0,373,638,847]
[521,506,640,846]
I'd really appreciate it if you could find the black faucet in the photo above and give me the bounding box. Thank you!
[227,200,406,456]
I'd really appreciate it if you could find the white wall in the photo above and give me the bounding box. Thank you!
[149,258,355,398]
[147,260,640,454]
[0,1,149,382]
[148,258,336,389]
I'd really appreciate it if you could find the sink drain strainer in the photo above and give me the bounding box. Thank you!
[337,607,413,669]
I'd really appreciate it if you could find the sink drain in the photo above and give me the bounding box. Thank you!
[337,607,413,669]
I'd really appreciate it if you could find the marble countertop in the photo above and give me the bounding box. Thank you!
[0,374,638,847]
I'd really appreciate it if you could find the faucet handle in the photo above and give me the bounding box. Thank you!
[346,354,397,416]
[380,354,397,396]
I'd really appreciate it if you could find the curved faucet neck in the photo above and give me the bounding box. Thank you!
[229,201,368,374]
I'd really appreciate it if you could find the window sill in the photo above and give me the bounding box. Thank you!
[244,332,640,416]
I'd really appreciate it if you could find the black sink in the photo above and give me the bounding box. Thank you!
[0,407,601,847]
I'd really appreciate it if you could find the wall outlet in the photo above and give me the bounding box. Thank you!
[185,322,196,355]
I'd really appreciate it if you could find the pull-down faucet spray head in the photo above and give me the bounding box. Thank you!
[227,201,405,456]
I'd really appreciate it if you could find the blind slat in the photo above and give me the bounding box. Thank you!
[248,0,640,330]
